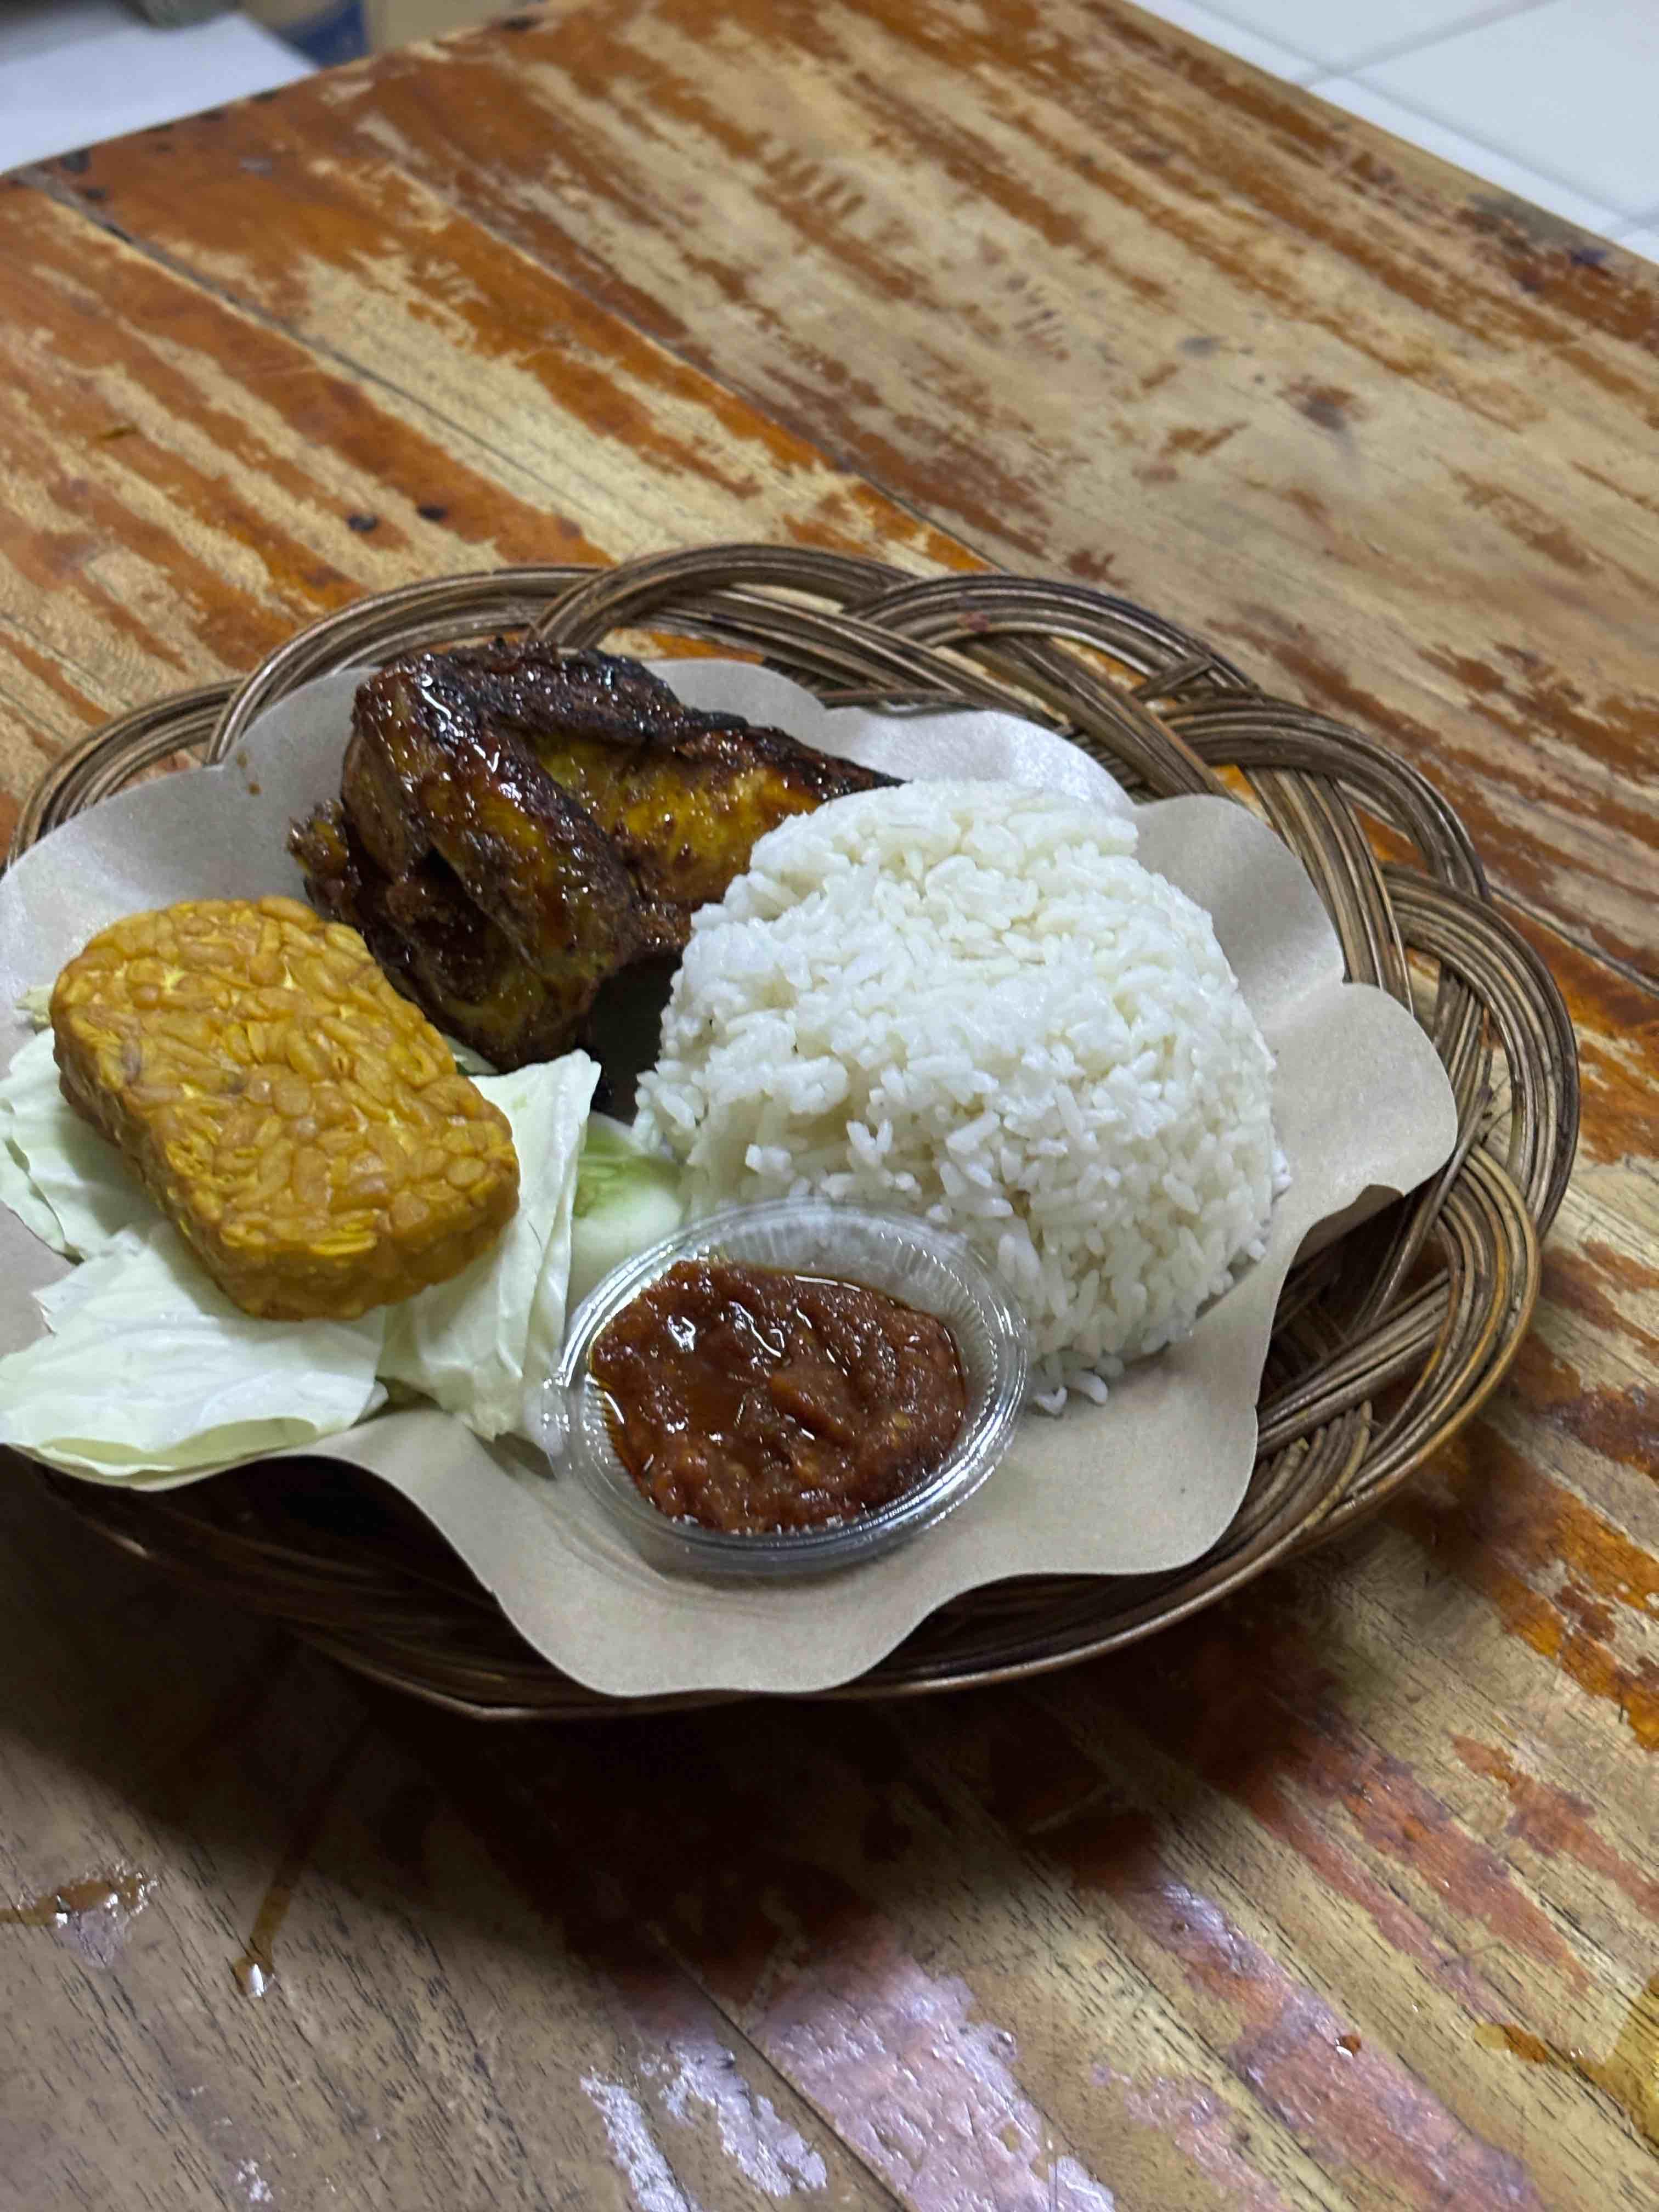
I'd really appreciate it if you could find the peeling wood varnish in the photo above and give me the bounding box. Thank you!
[3,5,1659,2210]
[64,0,1655,978]
[0,167,962,836]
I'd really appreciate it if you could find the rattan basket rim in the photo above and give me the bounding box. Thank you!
[3,549,1579,1718]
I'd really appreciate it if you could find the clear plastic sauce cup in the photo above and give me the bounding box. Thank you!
[532,1199,1030,1579]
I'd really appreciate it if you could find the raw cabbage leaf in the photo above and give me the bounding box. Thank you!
[0,1223,387,1482]
[567,1113,685,1313]
[0,1040,605,1474]
[379,1053,601,1438]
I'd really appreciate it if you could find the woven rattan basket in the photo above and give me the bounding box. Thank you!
[6,547,1578,1718]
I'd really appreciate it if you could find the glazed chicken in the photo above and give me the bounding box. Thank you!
[290,641,893,1070]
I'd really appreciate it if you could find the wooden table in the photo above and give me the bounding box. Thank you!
[2,4,1656,2205]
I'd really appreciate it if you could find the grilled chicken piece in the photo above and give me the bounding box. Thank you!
[290,641,893,1070]
[288,799,588,1071]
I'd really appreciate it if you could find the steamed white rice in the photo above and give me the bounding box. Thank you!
[635,781,1282,1402]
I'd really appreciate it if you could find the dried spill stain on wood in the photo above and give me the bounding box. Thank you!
[230,1724,366,1997]
[0,1868,155,1966]
[0,1869,151,1927]
[1474,1973,1659,2148]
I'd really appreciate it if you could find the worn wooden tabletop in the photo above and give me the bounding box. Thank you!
[2,3,1656,2205]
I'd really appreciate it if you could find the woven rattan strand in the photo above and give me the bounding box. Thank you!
[5,549,1578,1718]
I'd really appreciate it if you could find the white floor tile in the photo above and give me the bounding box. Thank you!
[1130,0,1318,82]
[1608,227,1659,266]
[1155,0,1548,75]
[0,2,311,174]
[1312,76,1621,236]
[1357,0,1659,221]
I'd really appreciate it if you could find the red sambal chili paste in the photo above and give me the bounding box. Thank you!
[589,1258,968,1533]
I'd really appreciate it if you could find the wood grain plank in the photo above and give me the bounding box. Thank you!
[9,108,1654,1849]
[0,170,966,845]
[2,8,1658,2207]
[380,1686,1648,2212]
[55,1,1655,975]
[0,1479,900,2212]
[13,1436,1657,2211]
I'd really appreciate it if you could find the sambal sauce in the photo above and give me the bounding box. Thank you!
[589,1258,968,1533]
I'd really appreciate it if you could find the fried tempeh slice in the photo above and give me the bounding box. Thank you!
[50,898,519,1320]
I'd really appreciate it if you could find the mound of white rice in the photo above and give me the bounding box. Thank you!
[636,781,1282,1403]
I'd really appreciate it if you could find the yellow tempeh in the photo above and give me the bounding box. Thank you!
[50,897,518,1321]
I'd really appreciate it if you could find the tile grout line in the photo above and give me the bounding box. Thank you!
[1127,1,1322,85]
[1321,0,1560,84]
[1144,1,1633,234]
[1302,79,1625,238]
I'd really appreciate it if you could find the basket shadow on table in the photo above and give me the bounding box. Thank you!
[5,1443,1389,2017]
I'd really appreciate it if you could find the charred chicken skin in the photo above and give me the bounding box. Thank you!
[289,641,893,1070]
